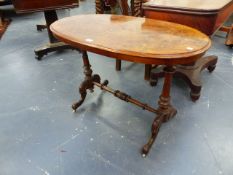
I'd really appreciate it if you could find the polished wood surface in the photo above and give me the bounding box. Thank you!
[144,0,232,12]
[12,0,78,13]
[143,0,233,36]
[51,14,210,65]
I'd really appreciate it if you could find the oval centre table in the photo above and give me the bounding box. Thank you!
[50,14,211,156]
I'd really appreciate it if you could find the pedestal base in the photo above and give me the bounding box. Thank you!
[150,55,218,101]
[34,42,74,60]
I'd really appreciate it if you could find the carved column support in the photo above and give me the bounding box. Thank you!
[142,66,177,156]
[157,66,177,122]
[72,51,100,112]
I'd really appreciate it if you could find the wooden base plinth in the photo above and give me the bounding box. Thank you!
[34,42,74,60]
[150,55,218,101]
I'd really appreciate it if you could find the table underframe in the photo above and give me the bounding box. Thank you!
[72,51,177,156]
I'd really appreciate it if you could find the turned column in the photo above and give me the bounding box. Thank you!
[142,66,177,156]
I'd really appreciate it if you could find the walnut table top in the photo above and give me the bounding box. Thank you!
[50,14,211,65]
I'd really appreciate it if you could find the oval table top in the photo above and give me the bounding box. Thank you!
[50,14,211,65]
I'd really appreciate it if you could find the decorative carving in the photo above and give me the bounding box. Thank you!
[72,51,98,112]
[93,81,158,114]
[72,53,177,156]
[142,66,177,156]
[114,90,130,101]
[141,114,164,156]
[72,51,159,115]
[74,62,177,156]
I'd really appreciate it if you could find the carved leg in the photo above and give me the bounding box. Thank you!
[150,65,164,86]
[142,66,177,157]
[72,51,101,112]
[116,60,121,71]
[144,64,152,80]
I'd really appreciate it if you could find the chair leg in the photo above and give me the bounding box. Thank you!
[144,64,152,80]
[225,25,233,46]
[118,0,129,15]
[219,25,233,46]
[95,0,104,14]
[115,59,121,71]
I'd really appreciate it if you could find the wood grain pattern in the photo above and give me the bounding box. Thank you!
[50,14,211,65]
[143,0,233,36]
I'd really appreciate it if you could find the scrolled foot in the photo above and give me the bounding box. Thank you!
[35,54,43,61]
[141,114,164,156]
[72,101,82,112]
[207,64,216,73]
[72,80,91,112]
[141,143,151,157]
[190,92,200,102]
[190,87,201,102]
[72,91,87,112]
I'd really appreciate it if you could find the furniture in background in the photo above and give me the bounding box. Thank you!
[95,0,151,80]
[0,0,12,39]
[142,0,233,101]
[220,24,233,46]
[12,0,79,60]
[95,0,143,16]
[51,14,211,156]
